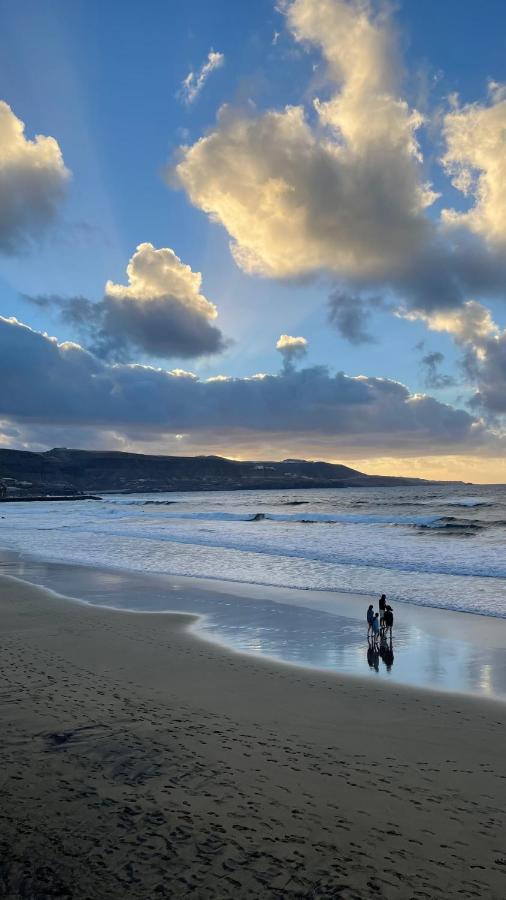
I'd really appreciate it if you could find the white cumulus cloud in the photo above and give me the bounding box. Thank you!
[172,0,433,280]
[0,100,70,253]
[442,86,506,246]
[400,300,498,347]
[276,333,308,371]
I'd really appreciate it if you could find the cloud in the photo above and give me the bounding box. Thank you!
[328,291,386,344]
[470,333,506,414]
[401,299,498,346]
[419,351,456,390]
[26,242,228,361]
[0,101,70,253]
[0,315,502,456]
[404,300,506,414]
[442,85,506,246]
[276,333,308,371]
[170,0,506,356]
[172,0,433,281]
[180,50,224,104]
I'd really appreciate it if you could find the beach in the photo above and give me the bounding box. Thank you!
[3,0,506,894]
[1,573,505,899]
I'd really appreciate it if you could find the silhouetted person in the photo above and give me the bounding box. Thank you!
[379,594,387,631]
[384,604,394,637]
[366,603,374,635]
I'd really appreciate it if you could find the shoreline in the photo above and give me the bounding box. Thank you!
[4,541,506,625]
[1,574,505,898]
[1,547,506,701]
[2,566,506,710]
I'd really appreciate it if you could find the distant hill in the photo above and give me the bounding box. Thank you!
[0,447,453,498]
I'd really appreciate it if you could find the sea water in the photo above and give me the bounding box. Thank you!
[1,483,505,617]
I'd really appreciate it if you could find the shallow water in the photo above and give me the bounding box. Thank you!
[1,550,506,701]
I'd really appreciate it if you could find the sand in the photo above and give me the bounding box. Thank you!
[1,574,505,899]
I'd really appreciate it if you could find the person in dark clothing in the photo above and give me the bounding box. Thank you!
[366,604,374,635]
[379,594,387,630]
[384,605,394,636]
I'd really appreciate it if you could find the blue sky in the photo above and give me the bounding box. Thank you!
[1,0,506,480]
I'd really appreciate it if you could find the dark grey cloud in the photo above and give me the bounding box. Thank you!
[0,315,501,455]
[328,292,388,344]
[403,300,506,418]
[469,334,506,415]
[389,231,506,315]
[419,351,456,390]
[25,242,229,362]
[26,292,228,362]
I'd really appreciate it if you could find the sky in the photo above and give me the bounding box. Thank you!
[1,0,506,482]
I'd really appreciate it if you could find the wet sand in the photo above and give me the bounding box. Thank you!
[1,574,506,899]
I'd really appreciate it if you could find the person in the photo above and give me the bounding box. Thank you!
[384,604,394,636]
[379,594,387,631]
[371,611,380,646]
[366,604,374,635]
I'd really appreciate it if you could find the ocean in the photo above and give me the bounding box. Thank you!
[1,483,505,618]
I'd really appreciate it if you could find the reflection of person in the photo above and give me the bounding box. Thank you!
[379,636,395,671]
[367,639,380,671]
[366,604,374,635]
[379,594,387,629]
[371,612,380,646]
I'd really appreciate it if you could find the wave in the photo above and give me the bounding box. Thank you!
[40,518,506,580]
[142,500,178,506]
[367,496,497,510]
[444,499,494,508]
[416,517,483,535]
[415,516,506,533]
[89,505,505,531]
[98,508,445,526]
[417,522,483,537]
[104,498,178,506]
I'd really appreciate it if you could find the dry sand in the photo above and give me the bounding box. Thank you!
[0,574,505,899]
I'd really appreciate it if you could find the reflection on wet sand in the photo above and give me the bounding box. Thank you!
[367,635,395,673]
